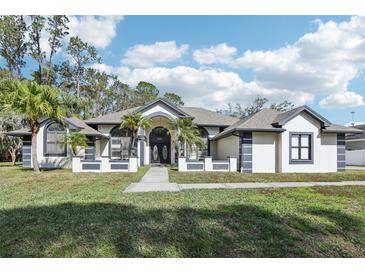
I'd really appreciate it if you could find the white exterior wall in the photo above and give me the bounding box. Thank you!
[97,124,115,157]
[215,135,239,169]
[279,113,337,173]
[216,135,239,160]
[252,132,277,173]
[210,140,217,159]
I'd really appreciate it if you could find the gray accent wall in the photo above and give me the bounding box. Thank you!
[111,163,128,170]
[213,163,229,170]
[22,136,31,168]
[82,163,100,170]
[187,163,204,170]
[239,132,252,173]
[337,133,346,172]
[85,139,95,160]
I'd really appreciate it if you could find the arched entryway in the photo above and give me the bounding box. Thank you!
[149,127,171,164]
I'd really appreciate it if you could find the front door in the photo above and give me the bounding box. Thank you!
[150,127,171,164]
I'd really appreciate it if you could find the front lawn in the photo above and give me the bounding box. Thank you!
[0,161,21,167]
[1,167,364,257]
[169,167,365,183]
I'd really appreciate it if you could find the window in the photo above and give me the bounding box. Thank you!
[110,127,132,159]
[290,133,313,163]
[45,122,66,156]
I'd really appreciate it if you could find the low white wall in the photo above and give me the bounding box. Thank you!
[72,157,138,172]
[178,157,237,172]
[346,150,365,166]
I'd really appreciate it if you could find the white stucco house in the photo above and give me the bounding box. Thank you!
[345,124,365,166]
[8,98,362,173]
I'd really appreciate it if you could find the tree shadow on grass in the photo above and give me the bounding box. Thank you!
[0,203,364,258]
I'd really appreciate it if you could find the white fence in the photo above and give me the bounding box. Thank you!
[178,157,237,172]
[346,150,365,166]
[72,157,138,172]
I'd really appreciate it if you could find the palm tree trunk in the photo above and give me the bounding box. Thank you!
[128,135,134,157]
[9,149,16,166]
[31,122,40,172]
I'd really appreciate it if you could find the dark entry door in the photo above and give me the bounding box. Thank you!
[150,127,171,164]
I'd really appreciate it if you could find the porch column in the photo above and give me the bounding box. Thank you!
[138,128,146,166]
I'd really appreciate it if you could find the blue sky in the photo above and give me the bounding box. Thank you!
[3,15,365,125]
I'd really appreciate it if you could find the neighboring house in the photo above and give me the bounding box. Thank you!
[345,124,365,166]
[346,124,365,150]
[7,98,362,173]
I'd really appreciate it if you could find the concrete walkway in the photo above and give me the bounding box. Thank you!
[139,166,169,183]
[124,174,365,192]
[124,166,180,193]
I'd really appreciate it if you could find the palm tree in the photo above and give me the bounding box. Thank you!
[168,118,206,158]
[120,112,152,157]
[65,132,88,156]
[0,79,66,172]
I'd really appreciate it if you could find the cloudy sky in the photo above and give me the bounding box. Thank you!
[6,15,365,124]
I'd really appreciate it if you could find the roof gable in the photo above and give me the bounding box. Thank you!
[135,98,192,119]
[272,105,331,127]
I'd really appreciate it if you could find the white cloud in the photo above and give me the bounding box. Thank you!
[68,16,123,48]
[232,16,365,108]
[193,43,237,65]
[92,16,365,110]
[94,64,314,109]
[121,41,188,68]
[320,91,365,108]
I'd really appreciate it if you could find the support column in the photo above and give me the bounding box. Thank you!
[337,133,345,172]
[22,136,32,168]
[138,128,146,166]
[239,132,252,173]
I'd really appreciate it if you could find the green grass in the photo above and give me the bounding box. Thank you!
[169,167,365,183]
[1,166,364,257]
[0,161,21,167]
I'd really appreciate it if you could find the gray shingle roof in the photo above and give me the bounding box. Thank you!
[85,105,238,127]
[84,107,140,124]
[6,117,105,137]
[272,105,331,126]
[212,108,285,140]
[65,117,105,137]
[180,107,239,126]
[346,124,365,139]
[212,106,364,140]
[5,128,31,136]
[322,124,363,134]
